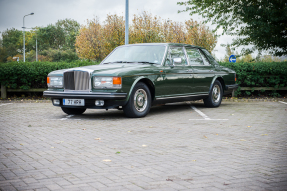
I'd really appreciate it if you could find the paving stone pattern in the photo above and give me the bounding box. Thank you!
[0,101,287,191]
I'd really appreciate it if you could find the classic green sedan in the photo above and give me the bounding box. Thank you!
[43,43,238,118]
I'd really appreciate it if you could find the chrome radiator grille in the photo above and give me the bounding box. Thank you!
[64,71,90,90]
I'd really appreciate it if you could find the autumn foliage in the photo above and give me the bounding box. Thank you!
[75,12,217,61]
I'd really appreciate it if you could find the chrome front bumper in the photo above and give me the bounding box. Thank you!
[43,90,127,100]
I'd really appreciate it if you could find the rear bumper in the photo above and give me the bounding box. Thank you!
[224,84,239,95]
[226,84,239,90]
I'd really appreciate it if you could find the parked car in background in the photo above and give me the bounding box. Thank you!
[44,43,238,118]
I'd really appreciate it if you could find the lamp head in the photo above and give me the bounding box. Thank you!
[30,13,34,15]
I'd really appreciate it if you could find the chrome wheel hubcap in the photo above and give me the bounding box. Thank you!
[134,89,147,112]
[212,85,221,103]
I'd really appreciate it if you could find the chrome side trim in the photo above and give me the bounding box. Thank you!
[156,93,208,100]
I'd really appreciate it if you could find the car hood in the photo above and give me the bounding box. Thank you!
[48,63,157,76]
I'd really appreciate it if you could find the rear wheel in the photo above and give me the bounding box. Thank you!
[123,82,151,118]
[204,80,223,107]
[61,107,86,115]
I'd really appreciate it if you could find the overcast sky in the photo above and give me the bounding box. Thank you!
[0,0,235,60]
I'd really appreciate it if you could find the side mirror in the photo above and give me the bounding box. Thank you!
[173,57,182,64]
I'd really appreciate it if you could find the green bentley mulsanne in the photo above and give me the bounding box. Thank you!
[43,43,238,118]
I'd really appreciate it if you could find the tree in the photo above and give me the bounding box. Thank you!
[1,28,22,59]
[0,47,8,62]
[37,25,65,51]
[75,18,104,60]
[75,12,217,61]
[55,19,80,51]
[103,14,125,55]
[178,0,287,56]
[130,12,163,43]
[223,44,234,62]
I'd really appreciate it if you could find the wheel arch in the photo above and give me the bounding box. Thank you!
[127,77,155,102]
[210,76,225,94]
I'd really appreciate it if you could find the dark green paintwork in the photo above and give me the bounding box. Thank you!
[47,43,237,103]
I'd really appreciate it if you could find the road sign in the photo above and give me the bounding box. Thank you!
[229,55,236,63]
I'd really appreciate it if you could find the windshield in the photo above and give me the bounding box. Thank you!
[102,45,166,64]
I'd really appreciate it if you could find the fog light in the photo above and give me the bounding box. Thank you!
[95,100,104,106]
[53,99,60,105]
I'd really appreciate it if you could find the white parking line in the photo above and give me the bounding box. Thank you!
[189,119,229,121]
[190,105,210,120]
[60,115,74,120]
[189,105,228,121]
[0,103,13,107]
[279,101,287,105]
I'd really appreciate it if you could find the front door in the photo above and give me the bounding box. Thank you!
[156,46,193,97]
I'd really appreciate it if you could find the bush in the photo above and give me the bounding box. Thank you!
[40,48,79,62]
[0,61,99,89]
[219,62,287,96]
[1,61,286,97]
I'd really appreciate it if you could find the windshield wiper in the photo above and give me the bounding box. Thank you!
[103,61,132,64]
[134,61,157,64]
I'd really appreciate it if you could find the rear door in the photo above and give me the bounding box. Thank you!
[185,47,215,94]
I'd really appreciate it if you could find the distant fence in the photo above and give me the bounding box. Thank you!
[1,85,45,99]
[1,84,287,99]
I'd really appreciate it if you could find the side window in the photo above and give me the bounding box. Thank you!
[201,48,219,66]
[199,50,210,65]
[169,47,187,66]
[185,47,204,65]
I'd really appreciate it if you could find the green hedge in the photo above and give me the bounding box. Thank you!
[1,61,286,97]
[219,62,287,96]
[0,61,98,90]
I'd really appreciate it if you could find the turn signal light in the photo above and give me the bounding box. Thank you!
[113,77,122,85]
[47,77,50,84]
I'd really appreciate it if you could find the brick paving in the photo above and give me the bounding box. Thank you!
[0,101,287,190]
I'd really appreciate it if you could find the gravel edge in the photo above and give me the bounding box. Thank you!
[1,98,287,103]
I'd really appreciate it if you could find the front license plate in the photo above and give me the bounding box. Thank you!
[63,99,85,106]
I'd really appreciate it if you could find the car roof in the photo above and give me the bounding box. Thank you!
[119,43,203,49]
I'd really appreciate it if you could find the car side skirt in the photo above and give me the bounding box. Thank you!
[153,94,209,105]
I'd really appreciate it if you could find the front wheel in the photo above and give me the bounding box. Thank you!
[123,82,151,118]
[61,107,86,115]
[204,80,223,108]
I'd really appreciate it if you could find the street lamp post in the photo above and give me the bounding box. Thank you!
[22,12,34,62]
[36,32,37,61]
[125,0,129,45]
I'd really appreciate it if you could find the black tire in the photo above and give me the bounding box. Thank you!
[61,107,86,115]
[204,80,223,108]
[123,82,151,118]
